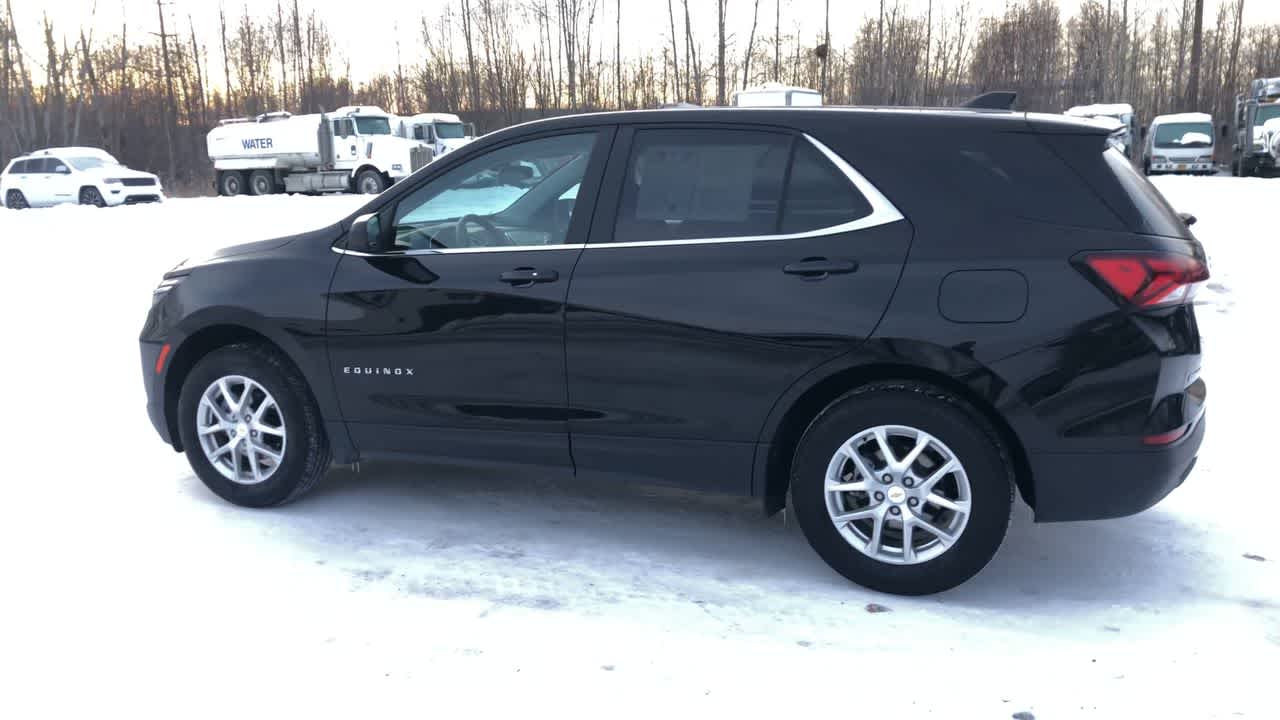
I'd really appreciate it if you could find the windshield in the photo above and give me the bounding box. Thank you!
[1153,122,1213,148]
[66,156,118,171]
[434,122,466,139]
[354,116,392,135]
[1256,105,1280,126]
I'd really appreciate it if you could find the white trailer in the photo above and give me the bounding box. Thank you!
[395,113,476,168]
[206,106,421,196]
[732,82,823,107]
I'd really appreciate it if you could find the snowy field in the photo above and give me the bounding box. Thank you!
[1,180,1276,718]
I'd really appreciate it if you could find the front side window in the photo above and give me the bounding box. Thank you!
[1153,122,1213,148]
[390,132,597,251]
[29,158,54,174]
[613,129,789,243]
[354,116,392,135]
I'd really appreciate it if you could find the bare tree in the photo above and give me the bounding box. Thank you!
[716,0,727,105]
[1187,0,1205,108]
[742,0,761,89]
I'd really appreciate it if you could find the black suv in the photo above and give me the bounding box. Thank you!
[141,105,1207,595]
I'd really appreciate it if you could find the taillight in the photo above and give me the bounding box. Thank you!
[1078,252,1209,308]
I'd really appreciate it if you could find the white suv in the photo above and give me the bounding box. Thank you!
[1,147,164,208]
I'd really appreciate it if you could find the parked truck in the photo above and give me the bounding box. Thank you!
[1065,103,1138,160]
[395,113,476,169]
[1229,77,1280,177]
[1142,112,1216,175]
[206,105,420,196]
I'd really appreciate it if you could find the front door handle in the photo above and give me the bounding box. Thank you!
[499,267,559,286]
[783,257,858,279]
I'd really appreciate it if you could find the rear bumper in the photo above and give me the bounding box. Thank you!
[1030,412,1204,522]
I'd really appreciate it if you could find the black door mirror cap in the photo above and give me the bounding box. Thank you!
[349,212,386,253]
[1178,212,1197,227]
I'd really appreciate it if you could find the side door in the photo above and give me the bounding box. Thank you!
[326,128,613,470]
[24,158,55,206]
[564,125,912,494]
[46,157,77,205]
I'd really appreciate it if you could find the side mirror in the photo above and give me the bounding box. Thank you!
[55,164,70,174]
[1178,212,1197,227]
[348,212,386,253]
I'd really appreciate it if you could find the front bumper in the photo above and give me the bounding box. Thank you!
[140,340,175,446]
[1150,161,1215,174]
[1030,411,1204,522]
[106,186,165,206]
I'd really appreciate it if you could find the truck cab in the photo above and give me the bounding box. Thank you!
[1143,112,1216,176]
[1230,77,1280,177]
[1065,103,1138,161]
[396,113,476,168]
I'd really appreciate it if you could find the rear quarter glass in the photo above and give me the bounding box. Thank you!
[1040,133,1194,241]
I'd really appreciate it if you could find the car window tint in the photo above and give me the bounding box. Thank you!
[612,129,788,243]
[9,160,28,173]
[391,132,597,251]
[781,140,872,233]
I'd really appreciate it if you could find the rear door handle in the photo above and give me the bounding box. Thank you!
[499,267,559,286]
[783,258,858,278]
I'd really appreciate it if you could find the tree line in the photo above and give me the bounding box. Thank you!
[2,0,1278,193]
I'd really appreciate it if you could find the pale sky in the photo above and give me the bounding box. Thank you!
[12,0,1280,82]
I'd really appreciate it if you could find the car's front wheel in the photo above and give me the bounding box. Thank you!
[177,344,330,507]
[790,381,1014,595]
[79,186,106,207]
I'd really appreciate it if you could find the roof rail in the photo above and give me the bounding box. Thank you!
[962,91,1018,110]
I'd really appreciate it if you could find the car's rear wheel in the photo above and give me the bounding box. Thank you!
[355,169,386,195]
[248,169,276,196]
[218,170,245,197]
[790,381,1014,595]
[79,186,106,207]
[177,344,330,507]
[4,190,28,209]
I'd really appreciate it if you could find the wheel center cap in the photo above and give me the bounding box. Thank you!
[887,486,907,504]
[236,422,249,437]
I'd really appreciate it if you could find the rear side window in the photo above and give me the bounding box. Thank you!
[613,129,789,243]
[781,141,872,233]
[9,159,29,173]
[929,133,1120,230]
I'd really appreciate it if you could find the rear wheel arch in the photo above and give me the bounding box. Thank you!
[758,362,1035,516]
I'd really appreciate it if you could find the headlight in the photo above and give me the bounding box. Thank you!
[104,177,123,184]
[1196,155,1213,163]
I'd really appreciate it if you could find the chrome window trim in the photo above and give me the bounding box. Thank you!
[332,133,903,257]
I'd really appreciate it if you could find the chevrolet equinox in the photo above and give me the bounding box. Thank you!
[141,102,1208,595]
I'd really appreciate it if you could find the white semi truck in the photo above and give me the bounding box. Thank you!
[1065,103,1139,160]
[1229,76,1280,177]
[395,113,476,164]
[206,105,421,196]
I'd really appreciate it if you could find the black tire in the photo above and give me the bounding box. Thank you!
[248,169,276,196]
[354,169,386,195]
[79,186,106,207]
[177,343,330,507]
[1240,159,1256,178]
[4,190,28,209]
[218,170,245,197]
[789,381,1014,595]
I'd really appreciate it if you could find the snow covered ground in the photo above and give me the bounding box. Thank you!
[1,180,1276,718]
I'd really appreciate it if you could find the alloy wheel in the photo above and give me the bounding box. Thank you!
[824,424,972,565]
[196,375,287,485]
